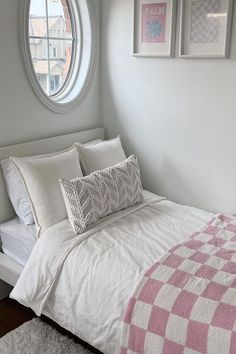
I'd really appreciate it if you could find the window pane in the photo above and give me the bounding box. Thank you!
[29,0,47,38]
[47,0,73,39]
[49,39,73,95]
[30,38,50,95]
[29,37,49,60]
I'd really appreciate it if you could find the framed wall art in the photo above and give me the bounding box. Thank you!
[133,0,176,57]
[179,0,233,58]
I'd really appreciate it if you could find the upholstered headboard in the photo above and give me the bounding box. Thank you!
[0,127,105,224]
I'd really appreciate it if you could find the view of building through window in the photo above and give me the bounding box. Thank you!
[29,0,74,96]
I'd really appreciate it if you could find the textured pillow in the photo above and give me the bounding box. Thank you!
[11,145,83,236]
[77,136,126,175]
[0,139,102,225]
[59,154,143,234]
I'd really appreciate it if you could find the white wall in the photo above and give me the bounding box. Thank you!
[0,0,101,147]
[101,0,236,213]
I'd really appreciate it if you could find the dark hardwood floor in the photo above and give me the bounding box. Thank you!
[0,297,102,354]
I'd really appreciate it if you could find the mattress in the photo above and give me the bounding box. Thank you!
[0,218,37,266]
[11,192,214,354]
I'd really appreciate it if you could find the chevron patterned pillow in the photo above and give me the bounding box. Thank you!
[59,154,143,234]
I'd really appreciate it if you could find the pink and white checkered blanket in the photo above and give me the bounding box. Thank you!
[121,214,236,354]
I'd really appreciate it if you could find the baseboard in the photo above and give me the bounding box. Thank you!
[0,279,12,300]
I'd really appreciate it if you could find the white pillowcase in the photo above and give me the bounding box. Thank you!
[1,159,34,224]
[11,145,82,236]
[78,136,126,175]
[0,139,102,225]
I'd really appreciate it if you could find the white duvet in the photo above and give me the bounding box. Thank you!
[11,191,214,354]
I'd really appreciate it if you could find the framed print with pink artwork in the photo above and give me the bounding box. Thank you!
[133,0,176,57]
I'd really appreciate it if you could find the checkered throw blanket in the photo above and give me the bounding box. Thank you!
[120,214,236,354]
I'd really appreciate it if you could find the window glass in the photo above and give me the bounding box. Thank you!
[29,38,49,94]
[29,0,74,96]
[47,0,73,38]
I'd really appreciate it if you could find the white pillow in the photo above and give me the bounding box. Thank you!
[1,159,34,224]
[0,139,102,225]
[78,136,126,175]
[11,145,82,236]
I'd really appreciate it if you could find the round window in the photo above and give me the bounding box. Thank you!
[22,0,97,113]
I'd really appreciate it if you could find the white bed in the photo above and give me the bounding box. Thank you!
[0,128,217,354]
[10,191,213,354]
[0,127,105,287]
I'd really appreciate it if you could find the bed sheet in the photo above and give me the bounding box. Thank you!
[0,217,37,266]
[11,192,214,354]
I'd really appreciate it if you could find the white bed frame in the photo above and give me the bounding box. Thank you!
[0,127,105,298]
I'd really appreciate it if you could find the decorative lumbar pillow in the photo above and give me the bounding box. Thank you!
[77,136,126,175]
[10,145,83,236]
[59,154,143,234]
[0,139,102,225]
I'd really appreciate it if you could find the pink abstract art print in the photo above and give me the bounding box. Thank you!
[141,3,167,43]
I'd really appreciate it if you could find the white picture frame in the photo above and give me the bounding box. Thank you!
[179,0,233,58]
[133,0,176,57]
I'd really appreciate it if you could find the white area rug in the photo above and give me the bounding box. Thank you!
[0,318,94,354]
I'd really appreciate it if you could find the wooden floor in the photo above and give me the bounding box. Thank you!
[0,297,102,353]
[0,297,35,338]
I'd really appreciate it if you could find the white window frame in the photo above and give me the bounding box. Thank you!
[21,0,98,114]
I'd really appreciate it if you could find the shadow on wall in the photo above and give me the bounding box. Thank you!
[139,155,198,205]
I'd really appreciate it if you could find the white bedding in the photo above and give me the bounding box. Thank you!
[0,218,37,266]
[10,191,214,354]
